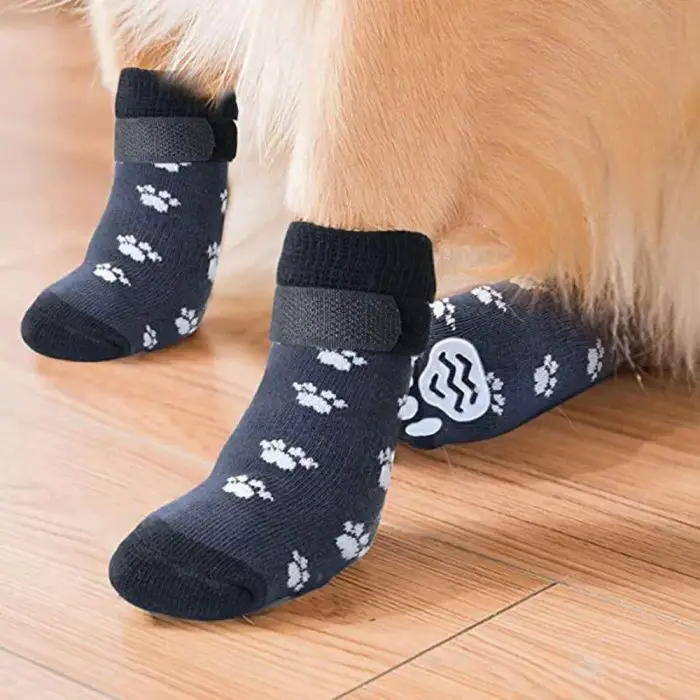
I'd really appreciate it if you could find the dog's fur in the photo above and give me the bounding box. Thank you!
[88,0,700,374]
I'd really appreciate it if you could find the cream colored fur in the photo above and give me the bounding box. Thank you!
[88,0,700,373]
[85,0,119,92]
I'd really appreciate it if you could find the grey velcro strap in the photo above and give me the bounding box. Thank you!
[270,286,402,352]
[114,117,215,163]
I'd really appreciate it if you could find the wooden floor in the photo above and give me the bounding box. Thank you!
[3,9,700,700]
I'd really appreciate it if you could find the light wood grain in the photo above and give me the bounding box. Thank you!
[349,585,700,700]
[0,649,108,700]
[0,372,548,699]
[463,380,700,525]
[3,7,700,700]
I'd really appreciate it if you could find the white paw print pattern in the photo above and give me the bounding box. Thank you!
[206,243,220,283]
[259,439,319,471]
[174,307,200,336]
[220,190,228,215]
[397,394,419,420]
[93,263,130,286]
[136,185,181,213]
[587,339,605,382]
[117,235,163,263]
[377,447,395,490]
[222,475,274,502]
[534,354,560,398]
[153,163,191,173]
[486,372,506,415]
[293,382,348,414]
[287,550,310,592]
[335,521,372,561]
[431,298,456,330]
[317,349,368,372]
[471,285,508,312]
[143,325,158,350]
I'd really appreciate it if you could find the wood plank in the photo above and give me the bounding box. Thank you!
[460,381,700,525]
[0,649,108,700]
[0,369,548,700]
[350,585,700,700]
[392,444,700,622]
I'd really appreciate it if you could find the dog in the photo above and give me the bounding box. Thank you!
[87,0,700,375]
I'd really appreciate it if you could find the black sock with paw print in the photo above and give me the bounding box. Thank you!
[21,68,237,361]
[109,222,436,620]
[399,280,617,448]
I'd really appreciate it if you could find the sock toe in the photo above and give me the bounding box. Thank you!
[109,517,268,621]
[21,291,131,362]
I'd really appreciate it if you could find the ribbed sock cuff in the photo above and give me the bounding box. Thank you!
[277,223,436,301]
[276,222,436,354]
[115,69,237,161]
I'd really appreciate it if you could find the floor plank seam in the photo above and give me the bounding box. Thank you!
[331,581,560,700]
[0,644,118,700]
[568,580,700,633]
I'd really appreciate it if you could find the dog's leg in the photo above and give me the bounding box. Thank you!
[285,0,470,235]
[283,0,617,450]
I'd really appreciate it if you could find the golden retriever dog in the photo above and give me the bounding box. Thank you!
[87,0,700,375]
